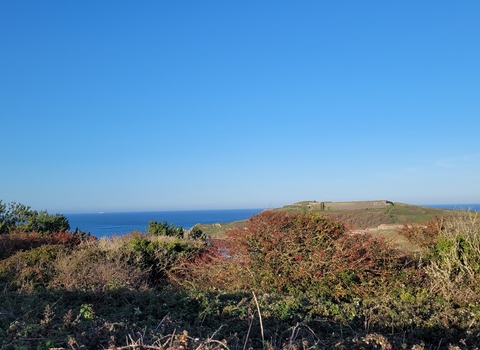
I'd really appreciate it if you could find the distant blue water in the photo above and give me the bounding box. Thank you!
[66,204,479,238]
[66,209,263,238]
[424,204,480,212]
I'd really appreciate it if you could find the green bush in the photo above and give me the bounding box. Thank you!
[0,200,70,235]
[0,245,66,290]
[188,225,205,240]
[121,234,205,285]
[147,220,184,238]
[50,233,205,292]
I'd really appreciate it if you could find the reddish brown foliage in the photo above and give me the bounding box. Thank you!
[46,231,86,247]
[398,216,443,248]
[0,231,90,260]
[172,211,404,300]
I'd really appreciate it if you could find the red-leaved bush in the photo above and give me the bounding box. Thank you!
[398,216,444,248]
[171,211,404,300]
[0,231,92,260]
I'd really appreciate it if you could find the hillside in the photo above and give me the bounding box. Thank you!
[195,201,452,251]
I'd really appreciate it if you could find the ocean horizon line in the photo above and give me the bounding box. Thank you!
[63,207,265,215]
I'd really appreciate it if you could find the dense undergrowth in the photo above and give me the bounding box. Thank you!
[1,208,480,349]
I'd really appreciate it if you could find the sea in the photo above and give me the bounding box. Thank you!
[66,209,264,238]
[66,204,480,239]
[424,204,480,211]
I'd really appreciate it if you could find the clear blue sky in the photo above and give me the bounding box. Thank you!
[1,1,479,213]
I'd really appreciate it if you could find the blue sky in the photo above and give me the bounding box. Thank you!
[1,1,479,213]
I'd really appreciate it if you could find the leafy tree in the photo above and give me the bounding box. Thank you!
[0,201,33,234]
[147,220,184,238]
[0,201,8,234]
[0,200,70,235]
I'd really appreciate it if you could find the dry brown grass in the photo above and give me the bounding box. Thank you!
[424,210,480,303]
[50,232,206,292]
[51,243,148,292]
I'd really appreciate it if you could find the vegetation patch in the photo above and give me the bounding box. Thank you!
[1,200,480,349]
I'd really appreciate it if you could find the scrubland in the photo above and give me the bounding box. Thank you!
[1,206,480,349]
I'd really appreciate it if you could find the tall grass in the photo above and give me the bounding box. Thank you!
[424,210,480,303]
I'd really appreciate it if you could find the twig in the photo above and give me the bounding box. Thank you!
[288,323,300,348]
[196,339,230,350]
[243,311,254,350]
[252,291,265,347]
[155,313,170,331]
[206,324,226,341]
[302,323,326,347]
[193,324,229,350]
[165,329,176,349]
[116,345,163,350]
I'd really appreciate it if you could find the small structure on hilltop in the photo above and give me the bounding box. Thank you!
[306,200,394,211]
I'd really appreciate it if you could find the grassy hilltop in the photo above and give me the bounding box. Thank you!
[1,200,480,349]
[277,201,449,225]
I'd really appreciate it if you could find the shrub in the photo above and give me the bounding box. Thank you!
[121,234,205,285]
[147,220,184,238]
[423,210,480,303]
[0,245,66,291]
[47,231,206,292]
[0,231,92,260]
[398,216,444,248]
[173,211,404,301]
[188,225,205,240]
[51,242,148,292]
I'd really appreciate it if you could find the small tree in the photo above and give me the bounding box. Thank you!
[188,225,205,240]
[0,201,69,235]
[147,220,184,238]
